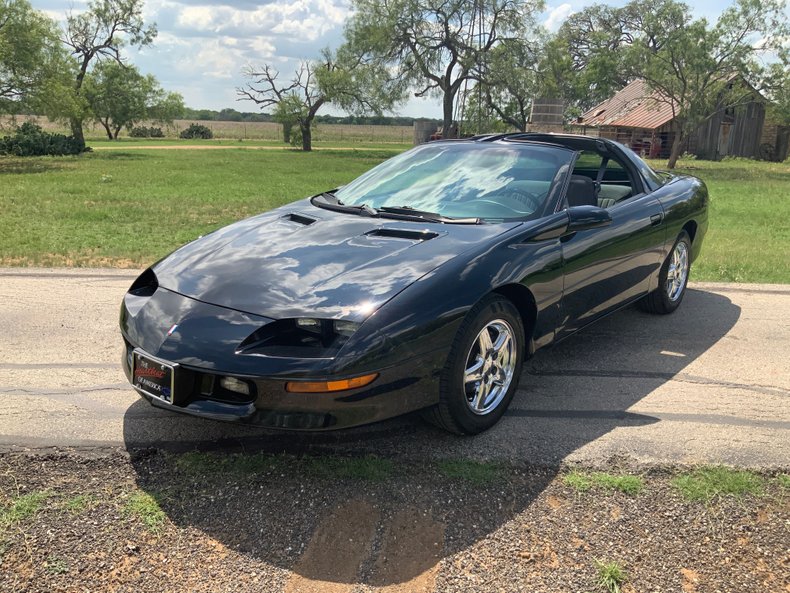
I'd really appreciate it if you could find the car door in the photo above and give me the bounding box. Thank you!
[556,154,666,339]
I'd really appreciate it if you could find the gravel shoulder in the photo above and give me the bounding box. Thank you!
[1,450,788,593]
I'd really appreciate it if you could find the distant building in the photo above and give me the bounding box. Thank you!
[574,78,768,160]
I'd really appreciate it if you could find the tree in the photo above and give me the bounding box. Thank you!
[624,0,789,168]
[546,0,686,115]
[0,0,66,113]
[343,0,543,139]
[83,61,183,139]
[238,62,325,151]
[475,39,542,131]
[62,0,156,148]
[552,0,789,168]
[238,50,402,151]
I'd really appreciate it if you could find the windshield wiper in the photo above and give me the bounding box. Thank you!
[378,205,481,225]
[312,192,378,217]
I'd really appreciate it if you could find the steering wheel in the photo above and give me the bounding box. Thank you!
[503,189,543,213]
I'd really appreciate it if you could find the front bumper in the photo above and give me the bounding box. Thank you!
[122,341,440,430]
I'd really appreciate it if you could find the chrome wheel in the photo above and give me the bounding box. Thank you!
[463,319,517,415]
[666,240,689,302]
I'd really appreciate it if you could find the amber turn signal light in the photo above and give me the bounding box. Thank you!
[285,373,379,393]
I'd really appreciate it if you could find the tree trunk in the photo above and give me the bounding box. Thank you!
[442,92,456,139]
[667,132,685,169]
[301,121,312,151]
[101,120,113,140]
[283,121,292,144]
[113,125,122,140]
[70,118,86,150]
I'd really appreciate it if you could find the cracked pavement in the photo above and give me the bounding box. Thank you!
[0,268,788,468]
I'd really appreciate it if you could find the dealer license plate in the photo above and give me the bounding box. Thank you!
[133,351,176,403]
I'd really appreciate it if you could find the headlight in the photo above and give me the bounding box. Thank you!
[220,376,251,396]
[237,318,362,358]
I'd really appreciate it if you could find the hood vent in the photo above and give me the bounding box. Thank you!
[366,228,440,241]
[283,212,317,226]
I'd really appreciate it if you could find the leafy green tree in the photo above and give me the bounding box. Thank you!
[765,63,790,125]
[0,0,67,113]
[83,61,183,139]
[624,0,789,168]
[545,0,686,115]
[238,50,402,151]
[474,39,542,131]
[63,0,156,148]
[550,0,788,168]
[343,0,543,139]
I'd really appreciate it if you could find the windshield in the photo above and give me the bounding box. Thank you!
[333,142,573,221]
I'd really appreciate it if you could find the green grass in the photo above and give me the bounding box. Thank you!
[45,557,69,574]
[437,459,504,485]
[672,467,764,501]
[777,474,790,489]
[174,451,289,475]
[0,491,51,527]
[123,491,166,533]
[173,451,394,481]
[594,559,627,593]
[0,150,786,282]
[62,494,95,515]
[646,157,790,283]
[303,455,395,481]
[563,471,643,496]
[87,138,412,151]
[0,148,397,267]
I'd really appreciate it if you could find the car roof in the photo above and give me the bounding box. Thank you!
[429,132,619,154]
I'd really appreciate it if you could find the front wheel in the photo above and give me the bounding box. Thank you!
[639,230,691,315]
[425,295,525,434]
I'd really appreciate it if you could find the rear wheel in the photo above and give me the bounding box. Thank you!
[639,231,691,314]
[425,295,524,434]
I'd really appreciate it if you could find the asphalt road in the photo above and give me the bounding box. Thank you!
[0,268,788,468]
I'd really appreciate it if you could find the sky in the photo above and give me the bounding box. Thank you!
[34,0,746,118]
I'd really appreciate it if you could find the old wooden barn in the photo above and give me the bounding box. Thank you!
[573,79,769,160]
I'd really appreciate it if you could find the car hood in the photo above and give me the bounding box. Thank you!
[152,199,521,321]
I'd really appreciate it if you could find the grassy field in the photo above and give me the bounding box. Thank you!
[1,115,414,143]
[0,148,400,267]
[646,158,789,283]
[0,148,787,282]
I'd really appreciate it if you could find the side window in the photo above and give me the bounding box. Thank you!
[598,156,637,209]
[571,151,602,179]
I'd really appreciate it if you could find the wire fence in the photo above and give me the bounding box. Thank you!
[0,116,413,144]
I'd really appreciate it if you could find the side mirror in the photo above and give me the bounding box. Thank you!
[567,205,612,232]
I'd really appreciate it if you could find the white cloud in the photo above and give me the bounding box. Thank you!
[174,0,349,41]
[544,3,573,32]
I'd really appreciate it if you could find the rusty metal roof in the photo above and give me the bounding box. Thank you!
[579,79,675,130]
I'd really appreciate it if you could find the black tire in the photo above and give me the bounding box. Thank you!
[424,295,525,435]
[638,230,691,315]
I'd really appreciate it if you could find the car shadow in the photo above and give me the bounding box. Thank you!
[123,288,740,587]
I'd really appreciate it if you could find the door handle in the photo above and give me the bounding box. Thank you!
[650,213,663,226]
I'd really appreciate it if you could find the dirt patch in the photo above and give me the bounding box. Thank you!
[0,451,788,593]
[284,499,380,593]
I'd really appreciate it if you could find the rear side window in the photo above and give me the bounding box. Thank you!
[572,151,603,174]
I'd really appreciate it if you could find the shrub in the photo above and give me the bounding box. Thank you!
[130,126,165,138]
[179,123,213,139]
[0,122,84,156]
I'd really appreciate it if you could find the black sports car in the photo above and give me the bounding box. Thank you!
[120,133,708,434]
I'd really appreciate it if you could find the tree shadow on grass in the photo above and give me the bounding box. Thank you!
[92,151,150,161]
[123,288,740,587]
[0,158,64,175]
